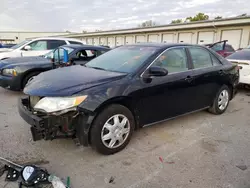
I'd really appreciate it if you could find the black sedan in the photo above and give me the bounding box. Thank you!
[18,43,239,155]
[0,44,110,91]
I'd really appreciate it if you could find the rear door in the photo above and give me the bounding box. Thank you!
[187,46,224,108]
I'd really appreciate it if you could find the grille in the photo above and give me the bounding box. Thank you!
[29,96,41,108]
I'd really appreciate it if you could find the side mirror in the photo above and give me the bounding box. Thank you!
[24,45,31,51]
[63,49,69,63]
[21,165,50,186]
[148,66,168,77]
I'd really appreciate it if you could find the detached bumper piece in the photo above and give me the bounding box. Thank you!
[18,97,77,142]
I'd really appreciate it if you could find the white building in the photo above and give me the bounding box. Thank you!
[54,16,250,50]
[0,31,73,44]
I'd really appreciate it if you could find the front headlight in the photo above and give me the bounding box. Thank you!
[2,68,17,76]
[34,96,87,113]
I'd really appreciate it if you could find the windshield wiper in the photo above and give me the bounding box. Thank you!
[88,66,107,71]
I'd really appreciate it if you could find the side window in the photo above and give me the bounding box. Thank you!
[153,48,188,73]
[69,41,83,45]
[47,40,66,50]
[211,43,223,51]
[189,47,213,69]
[75,49,104,60]
[27,40,48,50]
[211,54,222,66]
[53,48,65,61]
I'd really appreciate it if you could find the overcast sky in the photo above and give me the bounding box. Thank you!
[0,0,249,32]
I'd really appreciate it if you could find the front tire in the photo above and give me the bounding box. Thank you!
[90,104,135,155]
[208,85,230,115]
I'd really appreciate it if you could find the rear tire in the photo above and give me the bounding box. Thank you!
[208,85,230,115]
[90,104,135,155]
[22,71,41,89]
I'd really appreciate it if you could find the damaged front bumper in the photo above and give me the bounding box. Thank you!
[18,97,94,146]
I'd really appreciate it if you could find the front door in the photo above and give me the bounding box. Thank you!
[134,47,195,125]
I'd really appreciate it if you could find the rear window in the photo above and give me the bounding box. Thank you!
[69,41,83,45]
[227,50,250,60]
[225,45,235,52]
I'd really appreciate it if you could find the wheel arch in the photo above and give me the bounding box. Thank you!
[20,68,48,89]
[93,96,140,129]
[86,96,140,145]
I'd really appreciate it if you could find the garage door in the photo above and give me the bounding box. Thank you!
[148,34,159,43]
[81,38,87,44]
[100,37,107,45]
[107,37,115,47]
[221,30,242,49]
[198,31,214,44]
[86,38,93,45]
[93,38,99,45]
[162,34,174,43]
[125,36,134,44]
[136,35,146,43]
[178,33,192,43]
[116,36,124,46]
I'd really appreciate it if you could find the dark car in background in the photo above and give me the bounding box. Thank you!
[206,40,235,57]
[0,43,16,48]
[18,43,239,155]
[0,44,110,91]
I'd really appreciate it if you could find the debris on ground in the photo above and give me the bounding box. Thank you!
[0,156,68,188]
[109,176,115,184]
[236,165,247,171]
[159,157,163,163]
[166,161,175,164]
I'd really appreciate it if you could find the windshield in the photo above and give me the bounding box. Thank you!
[85,46,159,73]
[10,40,31,49]
[43,46,74,59]
[227,50,250,60]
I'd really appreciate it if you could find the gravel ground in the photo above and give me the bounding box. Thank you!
[0,88,250,188]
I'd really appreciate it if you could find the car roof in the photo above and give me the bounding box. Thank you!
[61,44,110,50]
[121,43,202,49]
[30,37,84,42]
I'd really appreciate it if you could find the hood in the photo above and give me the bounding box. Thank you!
[0,56,50,69]
[24,65,127,96]
[0,56,49,65]
[0,48,13,52]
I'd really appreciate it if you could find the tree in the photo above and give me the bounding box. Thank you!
[185,13,209,22]
[237,13,247,17]
[171,19,183,24]
[138,20,157,27]
[214,16,222,19]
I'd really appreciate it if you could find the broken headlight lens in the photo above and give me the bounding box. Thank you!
[34,96,87,113]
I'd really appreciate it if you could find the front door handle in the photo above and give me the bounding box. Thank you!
[218,70,224,75]
[185,75,193,82]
